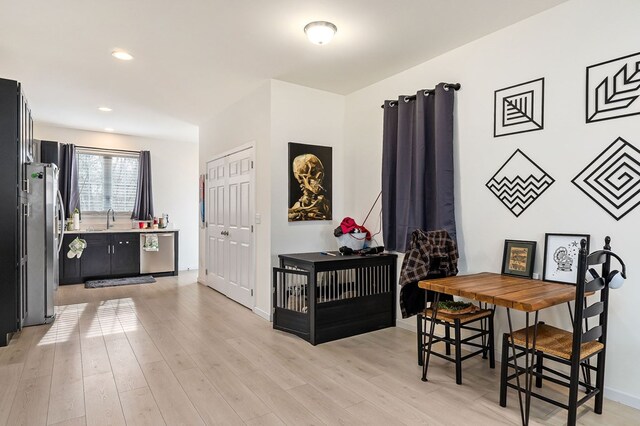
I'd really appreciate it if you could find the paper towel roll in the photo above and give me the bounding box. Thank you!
[73,212,80,230]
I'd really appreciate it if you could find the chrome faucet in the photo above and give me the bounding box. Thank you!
[106,208,115,229]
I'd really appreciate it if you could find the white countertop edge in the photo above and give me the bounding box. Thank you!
[65,228,179,234]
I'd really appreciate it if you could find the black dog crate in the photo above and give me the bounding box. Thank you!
[273,252,397,345]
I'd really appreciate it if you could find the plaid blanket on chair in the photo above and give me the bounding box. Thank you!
[399,229,459,318]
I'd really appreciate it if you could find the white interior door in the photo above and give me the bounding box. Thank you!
[206,147,255,309]
[207,158,227,294]
[225,150,254,307]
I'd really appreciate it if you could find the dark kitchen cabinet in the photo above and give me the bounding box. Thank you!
[60,234,82,284]
[111,233,140,275]
[81,234,112,278]
[59,230,177,284]
[79,233,140,279]
[0,78,32,346]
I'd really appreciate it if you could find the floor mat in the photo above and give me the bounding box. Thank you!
[85,275,156,288]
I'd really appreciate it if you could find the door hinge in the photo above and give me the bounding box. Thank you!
[251,289,253,296]
[205,173,208,180]
[251,225,254,232]
[251,161,254,169]
[205,269,208,275]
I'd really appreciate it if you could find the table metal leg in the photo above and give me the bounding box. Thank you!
[421,292,441,382]
[506,308,539,426]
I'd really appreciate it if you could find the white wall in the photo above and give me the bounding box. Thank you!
[34,123,199,270]
[269,80,346,267]
[198,81,272,317]
[198,80,346,318]
[344,0,640,407]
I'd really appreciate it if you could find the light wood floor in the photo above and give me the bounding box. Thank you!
[1,271,637,426]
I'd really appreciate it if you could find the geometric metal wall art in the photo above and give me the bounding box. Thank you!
[486,149,555,217]
[494,78,545,137]
[572,137,640,220]
[586,51,640,123]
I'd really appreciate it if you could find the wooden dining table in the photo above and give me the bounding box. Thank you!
[418,272,580,426]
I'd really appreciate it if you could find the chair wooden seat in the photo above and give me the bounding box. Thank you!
[419,303,495,385]
[511,323,604,360]
[424,308,493,324]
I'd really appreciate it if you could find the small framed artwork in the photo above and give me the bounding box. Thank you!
[502,240,537,278]
[543,233,590,284]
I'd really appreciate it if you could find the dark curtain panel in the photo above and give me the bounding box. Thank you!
[381,83,456,252]
[59,144,80,219]
[131,151,154,220]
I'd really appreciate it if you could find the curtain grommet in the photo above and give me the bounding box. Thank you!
[403,96,411,103]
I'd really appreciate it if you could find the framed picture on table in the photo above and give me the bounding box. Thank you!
[543,233,590,284]
[501,240,537,278]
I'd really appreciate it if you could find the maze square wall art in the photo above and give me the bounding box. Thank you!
[586,51,640,123]
[572,137,640,220]
[486,149,555,217]
[494,78,544,137]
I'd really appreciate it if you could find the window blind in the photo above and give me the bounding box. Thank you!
[77,149,139,213]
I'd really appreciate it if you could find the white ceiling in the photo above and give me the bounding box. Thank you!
[0,0,566,143]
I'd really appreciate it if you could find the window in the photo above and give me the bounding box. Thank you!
[77,148,139,213]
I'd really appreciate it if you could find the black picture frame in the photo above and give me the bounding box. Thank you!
[288,142,333,222]
[586,51,640,123]
[543,233,591,284]
[486,149,555,217]
[493,77,545,138]
[572,137,640,221]
[501,239,537,278]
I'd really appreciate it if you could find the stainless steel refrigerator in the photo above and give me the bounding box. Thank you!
[24,163,65,326]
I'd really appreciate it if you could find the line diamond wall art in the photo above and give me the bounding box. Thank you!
[494,78,544,137]
[572,137,640,220]
[486,149,555,217]
[586,51,640,123]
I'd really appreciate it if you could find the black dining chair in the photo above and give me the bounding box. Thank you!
[418,301,495,385]
[500,237,626,425]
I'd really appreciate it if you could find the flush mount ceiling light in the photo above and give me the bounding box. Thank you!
[104,127,115,132]
[304,21,337,45]
[98,106,112,112]
[111,49,133,61]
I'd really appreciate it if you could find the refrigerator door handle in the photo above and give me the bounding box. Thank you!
[56,190,66,254]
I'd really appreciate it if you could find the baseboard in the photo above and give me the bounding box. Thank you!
[253,307,271,322]
[197,276,205,285]
[604,387,640,410]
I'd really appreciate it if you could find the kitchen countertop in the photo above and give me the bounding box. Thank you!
[65,228,179,234]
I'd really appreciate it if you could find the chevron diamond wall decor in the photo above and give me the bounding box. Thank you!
[586,51,640,123]
[572,137,640,220]
[494,78,544,137]
[486,149,555,217]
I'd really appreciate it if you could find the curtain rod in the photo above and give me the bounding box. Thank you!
[77,145,140,155]
[380,82,461,108]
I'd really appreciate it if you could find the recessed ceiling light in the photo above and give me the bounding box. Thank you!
[111,49,133,61]
[104,128,115,132]
[98,106,112,112]
[304,21,337,45]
